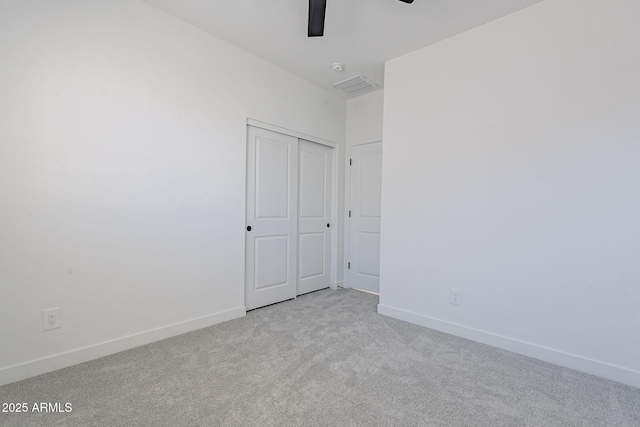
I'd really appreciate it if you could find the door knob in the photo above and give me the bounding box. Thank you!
[327,223,330,228]
[247,226,252,232]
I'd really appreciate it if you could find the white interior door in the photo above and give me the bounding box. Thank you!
[349,142,382,293]
[245,126,298,310]
[297,140,333,295]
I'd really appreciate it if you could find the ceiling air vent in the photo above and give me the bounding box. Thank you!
[332,75,380,97]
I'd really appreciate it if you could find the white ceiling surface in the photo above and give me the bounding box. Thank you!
[142,0,543,96]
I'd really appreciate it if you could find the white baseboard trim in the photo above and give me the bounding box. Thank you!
[0,307,246,387]
[331,281,344,290]
[378,304,640,389]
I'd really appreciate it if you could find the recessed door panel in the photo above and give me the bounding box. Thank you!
[359,151,382,218]
[299,150,326,219]
[299,233,325,279]
[256,137,290,219]
[358,232,380,277]
[255,236,289,290]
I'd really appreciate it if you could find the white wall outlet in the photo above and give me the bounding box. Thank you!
[43,307,61,331]
[451,288,462,306]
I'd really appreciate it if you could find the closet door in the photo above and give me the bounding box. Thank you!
[297,140,333,295]
[245,126,298,310]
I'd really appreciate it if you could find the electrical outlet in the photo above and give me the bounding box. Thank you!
[451,288,462,306]
[43,308,61,331]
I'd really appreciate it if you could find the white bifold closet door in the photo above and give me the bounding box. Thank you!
[245,126,332,310]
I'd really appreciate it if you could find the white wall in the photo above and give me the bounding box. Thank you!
[346,90,384,146]
[0,0,345,385]
[380,0,640,388]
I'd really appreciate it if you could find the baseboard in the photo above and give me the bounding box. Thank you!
[377,304,640,389]
[0,307,246,387]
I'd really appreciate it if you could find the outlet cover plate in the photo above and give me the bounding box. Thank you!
[43,307,61,331]
[451,288,462,306]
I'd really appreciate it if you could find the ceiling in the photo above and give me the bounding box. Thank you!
[141,0,543,97]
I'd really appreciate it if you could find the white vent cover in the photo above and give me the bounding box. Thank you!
[332,75,380,97]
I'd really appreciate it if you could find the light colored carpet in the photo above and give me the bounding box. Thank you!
[1,288,638,426]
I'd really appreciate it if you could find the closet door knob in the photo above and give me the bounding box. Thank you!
[246,226,252,232]
[327,223,330,228]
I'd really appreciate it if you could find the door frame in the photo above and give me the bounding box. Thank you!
[246,119,340,299]
[343,140,382,290]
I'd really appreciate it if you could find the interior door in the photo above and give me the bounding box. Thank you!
[245,126,298,310]
[297,140,332,295]
[349,142,382,293]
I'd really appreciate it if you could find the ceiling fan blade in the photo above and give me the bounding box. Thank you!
[308,0,327,37]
